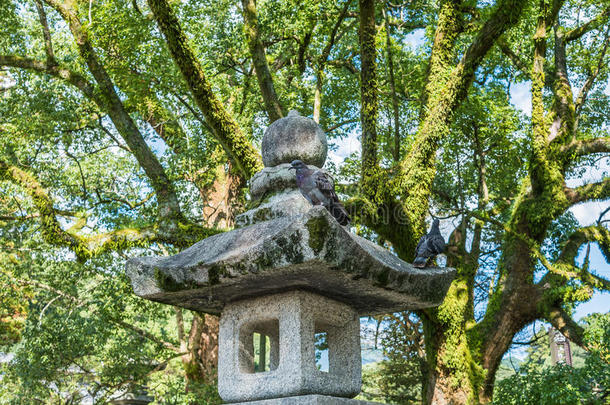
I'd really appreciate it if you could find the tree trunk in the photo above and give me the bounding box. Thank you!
[200,163,244,228]
[358,0,378,183]
[178,311,220,389]
[241,0,284,123]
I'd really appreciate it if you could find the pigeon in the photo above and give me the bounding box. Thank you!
[289,160,350,226]
[413,219,446,268]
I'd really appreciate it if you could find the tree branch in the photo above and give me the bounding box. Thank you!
[0,160,88,259]
[535,225,610,291]
[241,0,284,123]
[557,225,610,264]
[545,306,586,348]
[325,118,358,133]
[43,0,185,226]
[548,24,575,144]
[0,159,216,260]
[565,177,610,205]
[565,6,610,42]
[458,0,530,79]
[0,54,99,103]
[560,136,610,159]
[394,0,528,258]
[496,37,530,78]
[574,25,610,120]
[34,0,56,65]
[112,318,181,352]
[146,0,262,179]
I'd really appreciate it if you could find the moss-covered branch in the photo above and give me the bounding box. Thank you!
[359,0,379,186]
[241,0,284,123]
[417,0,463,115]
[458,0,529,77]
[0,54,99,103]
[396,0,528,254]
[564,6,610,42]
[545,306,586,348]
[146,0,262,180]
[549,26,575,144]
[560,136,610,159]
[557,225,610,265]
[0,160,218,261]
[565,177,610,205]
[0,160,87,259]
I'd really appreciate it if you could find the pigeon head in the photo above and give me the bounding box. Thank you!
[289,160,308,171]
[431,219,440,232]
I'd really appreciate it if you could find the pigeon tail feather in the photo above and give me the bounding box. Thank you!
[330,201,350,226]
[413,256,427,268]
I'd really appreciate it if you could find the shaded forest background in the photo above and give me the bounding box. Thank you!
[0,0,609,403]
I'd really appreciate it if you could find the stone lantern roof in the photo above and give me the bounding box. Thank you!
[127,206,453,315]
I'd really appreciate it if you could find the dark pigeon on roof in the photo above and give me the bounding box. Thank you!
[289,160,350,226]
[413,219,446,268]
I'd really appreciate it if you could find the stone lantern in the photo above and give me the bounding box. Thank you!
[126,111,455,405]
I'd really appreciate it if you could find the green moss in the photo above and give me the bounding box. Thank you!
[422,273,486,404]
[252,207,272,223]
[305,214,330,255]
[274,232,304,264]
[154,267,195,292]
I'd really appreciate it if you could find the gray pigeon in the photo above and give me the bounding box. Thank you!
[413,219,446,268]
[289,160,350,226]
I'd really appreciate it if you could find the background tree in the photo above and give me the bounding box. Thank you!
[493,313,609,404]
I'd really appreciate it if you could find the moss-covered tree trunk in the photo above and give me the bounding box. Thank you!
[419,220,483,405]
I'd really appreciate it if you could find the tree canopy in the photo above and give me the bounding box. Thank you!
[0,0,609,403]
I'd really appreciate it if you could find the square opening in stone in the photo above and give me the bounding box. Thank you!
[239,319,279,374]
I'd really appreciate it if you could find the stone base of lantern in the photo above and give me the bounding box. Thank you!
[218,291,361,403]
[226,395,382,405]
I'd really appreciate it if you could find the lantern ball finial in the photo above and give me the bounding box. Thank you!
[261,110,328,168]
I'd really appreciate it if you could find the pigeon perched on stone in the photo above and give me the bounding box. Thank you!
[289,160,350,226]
[413,219,446,268]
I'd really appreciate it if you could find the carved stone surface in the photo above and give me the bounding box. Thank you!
[126,206,456,316]
[248,163,332,201]
[218,291,361,402]
[226,395,379,405]
[235,190,312,228]
[262,110,327,168]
